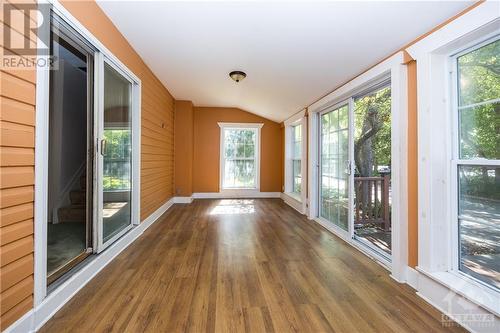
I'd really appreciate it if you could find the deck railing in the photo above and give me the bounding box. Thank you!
[354,175,391,231]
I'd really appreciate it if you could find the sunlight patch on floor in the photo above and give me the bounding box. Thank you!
[210,199,255,215]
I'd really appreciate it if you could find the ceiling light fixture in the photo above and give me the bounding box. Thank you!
[229,70,246,82]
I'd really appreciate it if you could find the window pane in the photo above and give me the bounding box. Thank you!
[222,128,257,189]
[459,101,499,159]
[294,124,302,142]
[294,141,301,157]
[103,62,132,243]
[458,165,500,289]
[458,39,500,107]
[224,160,255,188]
[293,159,301,194]
[244,130,255,144]
[225,142,235,158]
[235,142,245,158]
[103,129,131,190]
[320,106,349,231]
[244,144,254,158]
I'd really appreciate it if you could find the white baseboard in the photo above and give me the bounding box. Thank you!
[192,191,281,199]
[174,196,193,204]
[406,266,419,289]
[4,198,175,333]
[280,192,306,214]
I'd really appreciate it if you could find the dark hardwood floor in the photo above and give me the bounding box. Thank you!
[40,199,465,332]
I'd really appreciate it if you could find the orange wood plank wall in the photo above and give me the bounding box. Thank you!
[174,101,194,196]
[1,0,37,329]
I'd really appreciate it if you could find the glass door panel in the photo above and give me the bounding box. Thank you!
[319,104,350,231]
[352,84,392,257]
[47,17,94,284]
[100,61,133,247]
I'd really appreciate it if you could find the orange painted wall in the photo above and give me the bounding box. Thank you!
[192,107,282,193]
[174,101,194,196]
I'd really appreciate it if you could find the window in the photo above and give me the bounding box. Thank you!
[292,124,302,194]
[283,112,307,212]
[404,4,498,320]
[219,123,262,190]
[454,37,499,290]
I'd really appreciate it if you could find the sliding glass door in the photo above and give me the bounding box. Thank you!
[318,82,392,260]
[97,60,134,251]
[352,84,392,258]
[47,15,95,284]
[319,103,350,233]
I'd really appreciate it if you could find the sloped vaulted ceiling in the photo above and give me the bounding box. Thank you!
[97,1,473,122]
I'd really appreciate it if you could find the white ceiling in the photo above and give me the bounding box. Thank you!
[97,1,473,122]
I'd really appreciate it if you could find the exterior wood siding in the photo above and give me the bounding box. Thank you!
[0,1,37,329]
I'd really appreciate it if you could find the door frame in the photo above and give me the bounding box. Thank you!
[44,14,97,285]
[317,99,352,241]
[350,80,392,263]
[95,56,141,252]
[307,51,408,282]
[34,0,141,305]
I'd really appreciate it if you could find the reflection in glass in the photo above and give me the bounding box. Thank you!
[456,39,499,290]
[458,166,500,289]
[457,39,499,160]
[459,102,499,160]
[353,86,392,256]
[320,105,349,231]
[47,31,91,281]
[102,63,132,243]
[458,39,500,107]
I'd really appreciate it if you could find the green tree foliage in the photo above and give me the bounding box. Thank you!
[457,39,499,200]
[224,129,256,187]
[103,129,131,190]
[354,86,391,177]
[458,39,499,160]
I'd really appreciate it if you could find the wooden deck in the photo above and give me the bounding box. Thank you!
[40,199,465,332]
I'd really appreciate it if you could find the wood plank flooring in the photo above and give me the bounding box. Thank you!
[40,199,465,332]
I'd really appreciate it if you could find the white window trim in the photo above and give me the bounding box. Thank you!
[217,122,263,193]
[307,51,408,283]
[406,1,500,326]
[34,0,141,307]
[283,110,307,214]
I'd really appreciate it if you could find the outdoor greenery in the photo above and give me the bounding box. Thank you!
[353,86,391,177]
[457,39,499,200]
[103,129,131,191]
[458,39,499,160]
[292,124,302,194]
[223,129,256,188]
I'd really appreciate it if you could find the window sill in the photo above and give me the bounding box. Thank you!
[282,192,306,214]
[284,192,302,203]
[222,187,257,191]
[416,267,500,316]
